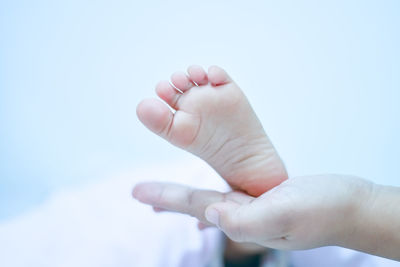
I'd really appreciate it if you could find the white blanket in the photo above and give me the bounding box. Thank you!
[0,160,397,267]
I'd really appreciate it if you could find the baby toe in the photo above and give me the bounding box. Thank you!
[171,71,194,92]
[187,65,208,86]
[208,65,232,86]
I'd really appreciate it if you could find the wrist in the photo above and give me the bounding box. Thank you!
[331,176,376,248]
[343,183,400,260]
[336,178,383,252]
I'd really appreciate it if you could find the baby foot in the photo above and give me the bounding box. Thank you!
[136,65,287,196]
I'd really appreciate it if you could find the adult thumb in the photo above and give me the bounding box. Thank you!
[205,202,252,242]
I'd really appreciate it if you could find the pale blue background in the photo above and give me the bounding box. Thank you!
[1,0,399,221]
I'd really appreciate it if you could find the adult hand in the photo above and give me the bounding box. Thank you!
[133,175,373,251]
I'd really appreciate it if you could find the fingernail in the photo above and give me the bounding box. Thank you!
[205,208,220,226]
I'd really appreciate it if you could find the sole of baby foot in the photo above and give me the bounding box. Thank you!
[136,65,288,196]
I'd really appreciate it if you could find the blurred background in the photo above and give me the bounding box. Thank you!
[0,0,399,222]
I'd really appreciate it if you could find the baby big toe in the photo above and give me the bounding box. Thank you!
[136,98,173,136]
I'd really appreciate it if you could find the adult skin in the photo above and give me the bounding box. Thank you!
[133,175,400,261]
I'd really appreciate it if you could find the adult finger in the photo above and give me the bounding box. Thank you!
[133,182,224,222]
[132,182,254,223]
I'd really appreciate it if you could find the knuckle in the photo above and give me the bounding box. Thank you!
[186,189,205,219]
[187,189,195,206]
